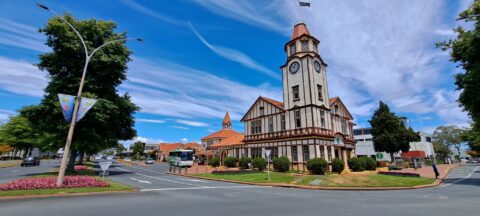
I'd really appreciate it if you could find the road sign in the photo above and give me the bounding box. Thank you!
[99,161,112,180]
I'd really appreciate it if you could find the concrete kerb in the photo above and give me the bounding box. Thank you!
[0,189,138,201]
[167,164,459,191]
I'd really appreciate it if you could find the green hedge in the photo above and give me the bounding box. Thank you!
[331,158,345,173]
[238,157,252,169]
[252,157,267,171]
[348,157,366,172]
[306,158,328,175]
[209,157,220,167]
[224,157,236,168]
[364,157,377,170]
[272,156,290,172]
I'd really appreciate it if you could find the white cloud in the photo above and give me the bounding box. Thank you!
[0,56,46,97]
[176,119,208,127]
[119,136,165,147]
[119,0,187,27]
[188,22,280,80]
[0,19,48,52]
[194,0,470,128]
[0,109,16,124]
[136,118,166,124]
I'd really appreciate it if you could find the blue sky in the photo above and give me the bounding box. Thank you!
[0,0,473,146]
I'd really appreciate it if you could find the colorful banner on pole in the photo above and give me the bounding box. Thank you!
[58,94,75,122]
[76,97,97,123]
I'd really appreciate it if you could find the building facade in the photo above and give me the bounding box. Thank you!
[207,22,356,170]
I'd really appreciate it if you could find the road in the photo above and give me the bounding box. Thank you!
[0,159,58,183]
[0,162,479,216]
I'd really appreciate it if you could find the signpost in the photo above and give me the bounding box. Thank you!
[265,150,271,182]
[99,161,112,180]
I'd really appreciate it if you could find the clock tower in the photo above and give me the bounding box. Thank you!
[281,22,331,130]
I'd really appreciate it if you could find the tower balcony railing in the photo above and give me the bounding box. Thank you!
[244,127,355,143]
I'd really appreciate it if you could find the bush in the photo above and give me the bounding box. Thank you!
[252,157,267,171]
[364,157,377,170]
[0,176,109,191]
[331,158,345,173]
[348,157,366,172]
[224,157,236,168]
[272,156,290,172]
[306,158,328,175]
[209,157,220,167]
[238,157,252,169]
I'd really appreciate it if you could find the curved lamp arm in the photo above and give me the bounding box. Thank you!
[90,38,143,58]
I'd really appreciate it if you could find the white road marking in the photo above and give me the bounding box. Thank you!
[11,170,19,173]
[116,166,204,187]
[441,166,479,187]
[140,185,265,192]
[180,178,207,183]
[129,178,152,184]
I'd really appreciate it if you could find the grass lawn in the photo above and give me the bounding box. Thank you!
[0,161,21,168]
[0,162,134,197]
[194,172,435,188]
[195,172,294,184]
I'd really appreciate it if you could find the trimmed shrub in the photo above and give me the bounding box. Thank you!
[239,157,252,169]
[224,157,236,168]
[272,156,290,172]
[348,157,366,172]
[209,157,220,168]
[331,158,345,173]
[364,157,377,170]
[306,158,328,175]
[252,157,267,171]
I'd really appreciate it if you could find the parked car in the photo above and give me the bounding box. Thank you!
[145,158,155,164]
[21,157,41,167]
[106,156,114,160]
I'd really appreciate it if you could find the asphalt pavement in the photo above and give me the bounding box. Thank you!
[0,162,479,216]
[0,159,59,183]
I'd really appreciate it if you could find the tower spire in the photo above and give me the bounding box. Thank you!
[222,112,232,129]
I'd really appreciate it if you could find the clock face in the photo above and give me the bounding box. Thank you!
[289,62,300,74]
[314,61,321,73]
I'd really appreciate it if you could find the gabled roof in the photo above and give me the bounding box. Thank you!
[183,142,202,151]
[201,128,242,140]
[329,97,354,120]
[211,133,244,148]
[241,96,284,121]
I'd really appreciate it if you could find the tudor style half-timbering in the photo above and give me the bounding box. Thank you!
[239,22,355,171]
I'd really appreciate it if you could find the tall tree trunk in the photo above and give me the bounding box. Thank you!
[66,149,77,173]
[390,152,395,164]
[22,148,28,158]
[86,154,91,162]
[78,151,85,165]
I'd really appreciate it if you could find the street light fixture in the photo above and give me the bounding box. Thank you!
[37,3,143,187]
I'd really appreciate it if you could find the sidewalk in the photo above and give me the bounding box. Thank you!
[390,164,458,179]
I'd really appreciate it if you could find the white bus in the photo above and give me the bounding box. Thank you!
[168,149,194,167]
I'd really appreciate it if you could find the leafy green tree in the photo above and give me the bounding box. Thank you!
[438,1,480,134]
[433,126,464,161]
[0,116,41,158]
[461,127,480,152]
[131,141,145,158]
[369,101,419,162]
[20,14,138,171]
[432,140,451,162]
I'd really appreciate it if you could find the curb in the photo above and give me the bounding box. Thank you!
[168,165,460,191]
[0,189,138,201]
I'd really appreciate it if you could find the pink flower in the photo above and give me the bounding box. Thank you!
[0,176,110,191]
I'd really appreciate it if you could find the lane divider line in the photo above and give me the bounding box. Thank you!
[140,185,265,192]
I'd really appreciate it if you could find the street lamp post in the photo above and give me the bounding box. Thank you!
[37,3,143,187]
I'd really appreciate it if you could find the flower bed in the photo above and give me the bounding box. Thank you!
[0,176,110,191]
[378,171,420,177]
[211,170,258,175]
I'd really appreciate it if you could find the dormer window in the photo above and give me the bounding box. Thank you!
[301,40,308,52]
[290,43,296,55]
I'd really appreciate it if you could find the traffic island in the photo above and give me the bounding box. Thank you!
[0,160,22,168]
[172,171,440,190]
[0,164,135,199]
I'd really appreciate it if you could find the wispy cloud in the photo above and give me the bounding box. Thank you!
[136,118,166,124]
[171,126,189,130]
[119,0,187,27]
[122,57,282,120]
[0,19,48,52]
[176,119,208,127]
[0,56,46,97]
[188,22,280,80]
[0,109,16,123]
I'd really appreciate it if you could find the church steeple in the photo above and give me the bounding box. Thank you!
[222,112,232,129]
